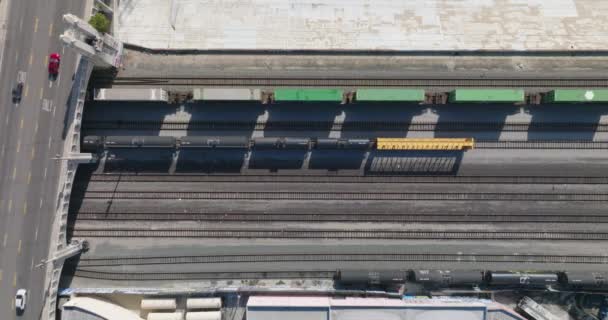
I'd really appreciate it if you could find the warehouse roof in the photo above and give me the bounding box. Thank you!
[117,0,608,51]
[246,296,522,320]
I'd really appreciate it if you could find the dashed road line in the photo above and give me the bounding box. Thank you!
[35,225,39,241]
[8,199,13,212]
[11,166,16,181]
[20,117,24,129]
[49,23,54,36]
[3,233,7,247]
[31,258,34,270]
[17,239,22,255]
[48,136,52,149]
[27,172,31,184]
[16,139,21,152]
[44,54,48,67]
[29,52,33,66]
[39,87,44,99]
[31,147,36,160]
[0,269,2,282]
[43,166,48,179]
[39,197,43,209]
[34,17,39,32]
[23,202,28,215]
[13,272,17,287]
[24,84,29,97]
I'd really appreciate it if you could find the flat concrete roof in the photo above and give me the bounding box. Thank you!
[117,0,608,51]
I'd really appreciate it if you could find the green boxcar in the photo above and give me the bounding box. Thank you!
[274,89,343,102]
[356,89,425,102]
[449,89,525,103]
[545,89,608,103]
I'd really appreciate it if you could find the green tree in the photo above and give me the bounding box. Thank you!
[89,12,110,34]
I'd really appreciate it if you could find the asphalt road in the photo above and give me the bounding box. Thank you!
[0,0,85,318]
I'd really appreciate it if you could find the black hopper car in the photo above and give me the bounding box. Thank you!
[336,269,608,291]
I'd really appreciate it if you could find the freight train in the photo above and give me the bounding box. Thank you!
[82,136,474,152]
[94,87,608,104]
[335,270,608,291]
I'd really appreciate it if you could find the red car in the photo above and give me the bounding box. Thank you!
[48,53,61,78]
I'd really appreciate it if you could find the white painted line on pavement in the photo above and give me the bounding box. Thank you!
[16,139,21,153]
[34,17,39,33]
[29,53,33,66]
[43,166,48,179]
[31,147,36,160]
[17,239,22,255]
[34,122,39,134]
[13,272,17,287]
[23,202,27,215]
[0,269,2,282]
[39,197,43,209]
[7,199,12,212]
[44,55,48,67]
[48,136,52,149]
[19,16,23,32]
[49,23,53,36]
[15,51,18,63]
[11,166,16,181]
[27,172,31,185]
[31,258,34,270]
[1,144,4,157]
[39,87,44,100]
[35,225,39,240]
[20,117,24,129]
[57,74,61,86]
[2,233,7,247]
[52,103,56,116]
[24,85,28,97]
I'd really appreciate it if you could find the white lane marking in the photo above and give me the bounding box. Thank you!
[1,144,5,157]
[2,233,7,247]
[52,103,56,116]
[30,258,34,270]
[16,139,21,153]
[57,74,61,86]
[23,202,27,215]
[17,239,22,255]
[13,272,16,287]
[43,166,48,179]
[48,23,53,36]
[39,197,43,209]
[11,166,16,181]
[34,17,39,33]
[34,225,39,241]
[8,199,12,212]
[48,135,52,149]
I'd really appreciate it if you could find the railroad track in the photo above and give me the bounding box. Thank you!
[74,269,334,281]
[99,77,608,88]
[85,174,608,184]
[82,191,608,201]
[72,211,608,223]
[74,253,608,267]
[82,121,608,132]
[69,228,608,240]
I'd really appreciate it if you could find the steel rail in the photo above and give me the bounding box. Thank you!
[99,77,608,87]
[75,253,608,267]
[71,212,608,223]
[84,174,608,184]
[74,269,334,281]
[81,191,608,201]
[69,228,608,240]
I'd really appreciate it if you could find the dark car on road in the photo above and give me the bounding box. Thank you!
[12,81,23,103]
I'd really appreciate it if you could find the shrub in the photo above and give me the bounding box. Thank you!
[89,12,110,34]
